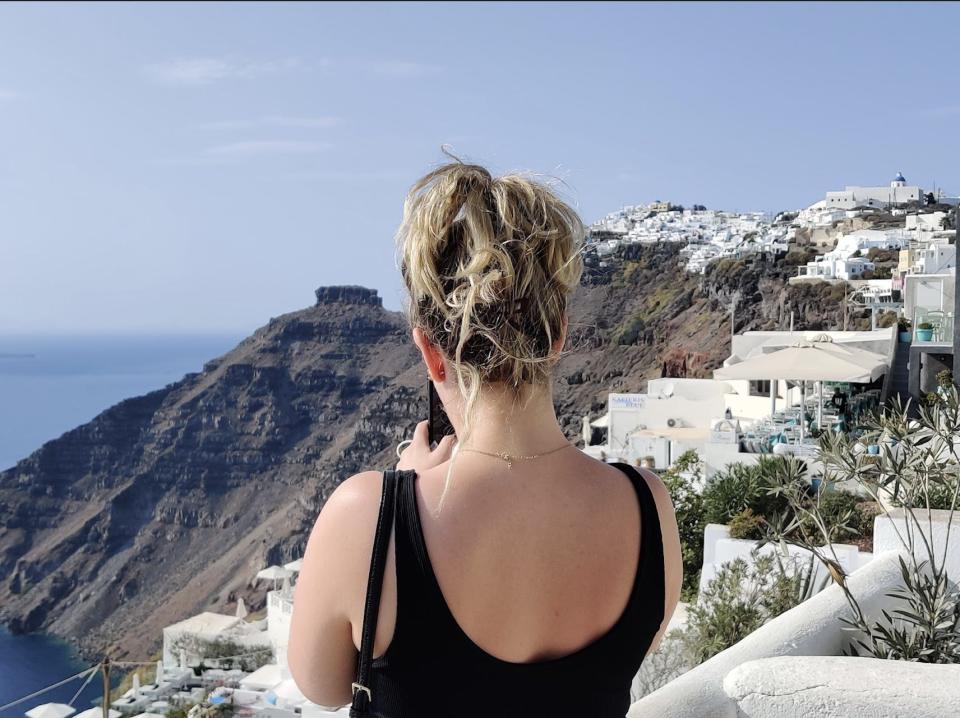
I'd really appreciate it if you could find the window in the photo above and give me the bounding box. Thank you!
[749,380,772,396]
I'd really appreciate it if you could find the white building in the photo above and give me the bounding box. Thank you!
[906,211,949,232]
[162,611,272,668]
[903,272,957,329]
[912,243,956,275]
[794,229,906,282]
[584,329,895,478]
[823,172,922,209]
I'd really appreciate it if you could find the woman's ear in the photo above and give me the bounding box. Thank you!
[412,327,446,382]
[552,315,568,354]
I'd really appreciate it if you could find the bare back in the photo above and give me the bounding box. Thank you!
[350,450,680,664]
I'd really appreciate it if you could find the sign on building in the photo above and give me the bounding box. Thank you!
[609,393,646,410]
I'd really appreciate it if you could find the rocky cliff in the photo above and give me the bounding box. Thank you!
[0,252,868,662]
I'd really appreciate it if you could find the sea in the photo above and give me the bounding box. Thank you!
[0,627,106,714]
[0,332,244,712]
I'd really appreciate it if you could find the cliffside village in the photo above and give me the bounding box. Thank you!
[581,172,956,470]
[16,172,959,718]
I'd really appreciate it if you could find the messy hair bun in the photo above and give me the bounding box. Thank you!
[396,157,584,509]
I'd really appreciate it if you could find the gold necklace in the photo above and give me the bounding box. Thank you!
[458,442,574,469]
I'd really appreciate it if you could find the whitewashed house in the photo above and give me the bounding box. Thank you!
[823,172,922,209]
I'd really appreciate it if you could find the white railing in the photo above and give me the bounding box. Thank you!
[268,591,294,616]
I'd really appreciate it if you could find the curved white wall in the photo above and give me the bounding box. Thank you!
[725,656,960,718]
[628,551,905,718]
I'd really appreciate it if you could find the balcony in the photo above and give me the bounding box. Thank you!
[912,307,955,345]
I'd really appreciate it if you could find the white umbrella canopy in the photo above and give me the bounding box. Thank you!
[73,709,122,718]
[590,413,610,428]
[239,663,284,691]
[255,566,292,582]
[714,340,887,383]
[273,679,307,705]
[235,597,248,619]
[283,558,303,573]
[26,704,76,718]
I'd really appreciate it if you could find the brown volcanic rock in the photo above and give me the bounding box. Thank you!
[0,253,863,661]
[0,286,424,660]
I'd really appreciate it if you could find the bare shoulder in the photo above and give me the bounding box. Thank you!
[289,470,386,707]
[582,456,673,508]
[324,469,386,510]
[300,470,387,610]
[585,459,682,592]
[308,470,385,552]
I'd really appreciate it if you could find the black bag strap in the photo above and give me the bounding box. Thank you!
[350,469,398,717]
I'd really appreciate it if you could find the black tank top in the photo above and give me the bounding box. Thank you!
[365,461,665,717]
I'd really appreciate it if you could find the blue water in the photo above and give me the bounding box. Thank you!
[0,333,244,707]
[0,333,245,472]
[0,627,109,714]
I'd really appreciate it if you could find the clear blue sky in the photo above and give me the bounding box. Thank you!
[1,2,957,333]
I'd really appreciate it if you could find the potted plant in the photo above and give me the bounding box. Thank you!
[916,321,935,342]
[897,317,912,343]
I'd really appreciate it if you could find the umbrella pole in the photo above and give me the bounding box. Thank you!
[770,380,776,416]
[799,381,805,443]
[817,380,824,433]
[101,657,110,718]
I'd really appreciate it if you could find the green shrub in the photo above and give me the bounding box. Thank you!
[854,501,882,537]
[702,458,788,526]
[771,387,960,663]
[702,463,764,525]
[613,312,646,345]
[728,507,765,540]
[927,480,960,510]
[661,450,706,601]
[678,549,811,663]
[816,489,862,543]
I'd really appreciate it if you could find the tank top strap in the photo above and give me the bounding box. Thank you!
[609,462,666,631]
[391,469,448,613]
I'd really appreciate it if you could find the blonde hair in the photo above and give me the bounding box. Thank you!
[395,157,585,512]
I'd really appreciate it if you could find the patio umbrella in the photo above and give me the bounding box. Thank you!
[26,705,75,718]
[714,340,887,383]
[256,565,292,590]
[283,558,303,573]
[239,663,283,691]
[235,597,248,619]
[273,679,307,706]
[73,709,121,718]
[715,338,888,440]
[131,673,140,694]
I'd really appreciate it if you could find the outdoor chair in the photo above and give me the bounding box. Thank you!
[928,310,946,341]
